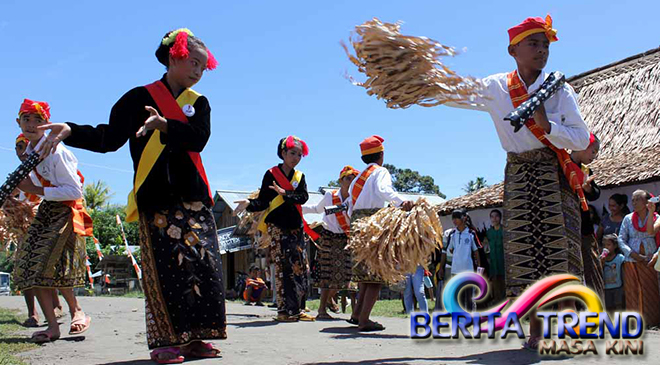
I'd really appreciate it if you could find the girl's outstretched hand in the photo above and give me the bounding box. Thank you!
[37,123,71,158]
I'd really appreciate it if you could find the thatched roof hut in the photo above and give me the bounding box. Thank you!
[437,46,660,222]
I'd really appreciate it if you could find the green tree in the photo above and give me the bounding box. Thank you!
[383,164,445,198]
[86,205,140,268]
[84,180,113,211]
[463,177,488,194]
[327,180,340,188]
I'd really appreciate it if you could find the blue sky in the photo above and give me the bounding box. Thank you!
[1,0,658,204]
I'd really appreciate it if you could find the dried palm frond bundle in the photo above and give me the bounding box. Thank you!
[234,191,271,249]
[347,197,443,283]
[0,197,38,254]
[342,18,485,109]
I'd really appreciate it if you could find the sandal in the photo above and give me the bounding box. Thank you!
[69,315,91,335]
[328,303,340,314]
[316,312,334,320]
[54,307,65,319]
[522,336,542,352]
[31,330,59,344]
[274,314,298,322]
[359,321,385,332]
[181,341,220,359]
[346,318,359,326]
[297,312,316,322]
[150,347,184,364]
[22,317,39,328]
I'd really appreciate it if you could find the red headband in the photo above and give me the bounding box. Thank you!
[283,135,309,157]
[18,99,50,120]
[589,133,597,146]
[164,28,218,70]
[508,14,558,46]
[16,133,29,145]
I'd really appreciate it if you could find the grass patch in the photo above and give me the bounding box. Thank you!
[0,307,38,365]
[98,291,145,299]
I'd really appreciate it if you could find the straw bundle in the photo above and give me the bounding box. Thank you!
[342,18,484,109]
[235,191,271,249]
[0,197,38,254]
[347,197,443,283]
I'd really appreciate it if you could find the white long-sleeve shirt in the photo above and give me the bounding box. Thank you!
[302,190,349,234]
[449,70,590,153]
[25,135,83,202]
[347,163,404,217]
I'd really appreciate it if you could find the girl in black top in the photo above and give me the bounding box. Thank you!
[38,28,224,363]
[234,136,315,322]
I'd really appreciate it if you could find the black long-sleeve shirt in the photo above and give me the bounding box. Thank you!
[64,75,212,212]
[246,164,309,230]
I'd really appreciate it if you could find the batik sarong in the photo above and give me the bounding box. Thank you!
[268,224,309,316]
[350,208,385,284]
[13,200,86,290]
[623,262,660,326]
[315,228,352,290]
[503,148,583,297]
[139,201,227,349]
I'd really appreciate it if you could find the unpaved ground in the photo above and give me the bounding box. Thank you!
[0,296,657,365]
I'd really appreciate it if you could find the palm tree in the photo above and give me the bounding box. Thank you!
[463,177,488,194]
[84,180,113,211]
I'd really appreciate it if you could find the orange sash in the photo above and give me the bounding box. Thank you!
[350,164,378,206]
[507,70,588,211]
[34,171,94,236]
[331,191,350,235]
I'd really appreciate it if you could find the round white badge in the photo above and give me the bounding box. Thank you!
[182,104,195,117]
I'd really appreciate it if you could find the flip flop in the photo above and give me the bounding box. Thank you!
[31,330,59,344]
[522,336,542,352]
[328,304,340,314]
[346,318,359,325]
[181,341,220,359]
[69,315,91,335]
[359,321,385,332]
[274,314,298,322]
[22,317,39,328]
[316,313,334,320]
[150,347,184,364]
[54,307,65,319]
[297,312,316,322]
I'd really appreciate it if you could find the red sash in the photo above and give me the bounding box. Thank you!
[332,191,351,235]
[507,71,588,211]
[144,81,213,202]
[270,167,320,241]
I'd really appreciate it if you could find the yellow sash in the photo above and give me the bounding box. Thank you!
[256,170,303,234]
[125,88,201,222]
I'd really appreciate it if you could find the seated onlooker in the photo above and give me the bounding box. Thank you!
[601,234,625,312]
[243,265,266,306]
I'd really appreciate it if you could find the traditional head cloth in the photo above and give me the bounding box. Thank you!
[15,133,28,145]
[339,165,360,180]
[277,135,309,159]
[589,132,599,146]
[508,14,558,46]
[18,99,50,121]
[360,135,385,156]
[160,28,218,70]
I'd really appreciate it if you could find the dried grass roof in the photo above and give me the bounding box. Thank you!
[437,47,660,215]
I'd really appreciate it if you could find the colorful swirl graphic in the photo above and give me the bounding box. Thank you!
[442,273,604,332]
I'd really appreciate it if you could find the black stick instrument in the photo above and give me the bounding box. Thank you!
[0,152,41,207]
[504,71,565,133]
